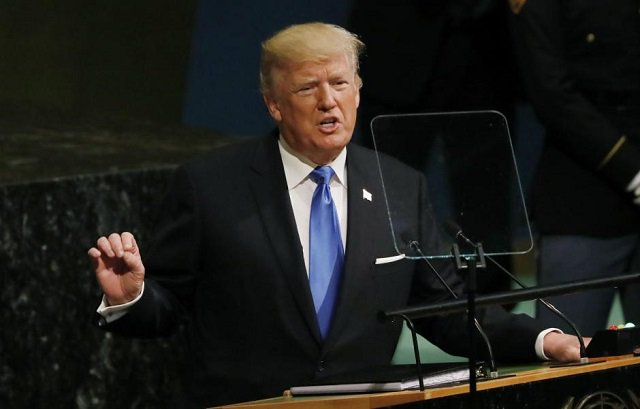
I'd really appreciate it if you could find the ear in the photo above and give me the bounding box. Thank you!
[263,94,282,123]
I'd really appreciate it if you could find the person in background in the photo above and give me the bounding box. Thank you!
[510,0,640,335]
[348,0,520,297]
[89,22,585,408]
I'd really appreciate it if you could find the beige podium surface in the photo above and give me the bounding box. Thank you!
[214,355,640,409]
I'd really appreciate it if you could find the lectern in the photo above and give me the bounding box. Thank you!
[215,355,640,409]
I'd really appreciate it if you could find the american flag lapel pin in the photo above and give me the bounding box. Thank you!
[362,188,372,202]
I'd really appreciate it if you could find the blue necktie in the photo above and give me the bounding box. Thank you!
[309,166,344,339]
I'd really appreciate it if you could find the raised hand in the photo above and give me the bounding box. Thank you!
[88,232,145,306]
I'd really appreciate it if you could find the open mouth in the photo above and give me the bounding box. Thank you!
[319,118,339,130]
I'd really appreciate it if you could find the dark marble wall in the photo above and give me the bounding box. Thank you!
[1,170,182,408]
[0,119,230,408]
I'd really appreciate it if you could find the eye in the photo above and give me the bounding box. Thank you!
[295,85,314,95]
[332,80,349,89]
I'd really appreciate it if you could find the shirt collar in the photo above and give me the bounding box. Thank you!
[278,136,347,190]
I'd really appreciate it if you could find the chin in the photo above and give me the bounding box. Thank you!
[325,130,352,146]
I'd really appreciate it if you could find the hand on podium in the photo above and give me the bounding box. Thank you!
[88,232,145,306]
[544,332,592,362]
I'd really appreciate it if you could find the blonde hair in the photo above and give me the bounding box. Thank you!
[259,22,365,96]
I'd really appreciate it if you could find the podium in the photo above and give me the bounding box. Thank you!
[215,355,640,408]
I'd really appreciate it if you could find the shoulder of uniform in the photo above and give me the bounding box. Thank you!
[509,0,528,15]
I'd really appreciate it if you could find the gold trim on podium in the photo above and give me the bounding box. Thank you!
[215,355,640,409]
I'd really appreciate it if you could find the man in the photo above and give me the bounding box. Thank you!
[89,22,583,408]
[510,0,640,335]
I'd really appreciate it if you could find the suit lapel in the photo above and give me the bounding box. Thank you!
[324,145,395,346]
[248,135,322,343]
[248,138,401,348]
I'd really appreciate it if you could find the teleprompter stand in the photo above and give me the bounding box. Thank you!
[386,241,489,408]
[452,241,487,408]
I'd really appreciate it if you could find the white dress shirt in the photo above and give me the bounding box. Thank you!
[277,137,347,276]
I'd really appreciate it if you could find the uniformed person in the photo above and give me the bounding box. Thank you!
[510,0,640,334]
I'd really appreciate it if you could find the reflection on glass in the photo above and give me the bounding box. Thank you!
[371,111,532,259]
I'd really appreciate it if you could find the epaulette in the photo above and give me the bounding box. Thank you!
[509,0,527,15]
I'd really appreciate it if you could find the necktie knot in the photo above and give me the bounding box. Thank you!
[310,166,334,186]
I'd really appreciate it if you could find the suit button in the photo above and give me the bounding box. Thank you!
[97,316,107,327]
[317,360,326,372]
[586,33,596,43]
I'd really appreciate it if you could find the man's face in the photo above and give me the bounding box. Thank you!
[264,53,360,165]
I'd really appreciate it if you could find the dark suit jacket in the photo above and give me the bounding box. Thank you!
[104,134,545,407]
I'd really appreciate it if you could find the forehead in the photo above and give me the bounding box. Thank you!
[279,54,354,82]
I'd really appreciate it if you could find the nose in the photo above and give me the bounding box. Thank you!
[317,84,337,112]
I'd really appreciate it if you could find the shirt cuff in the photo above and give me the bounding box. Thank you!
[535,328,563,360]
[96,282,145,324]
[626,169,640,194]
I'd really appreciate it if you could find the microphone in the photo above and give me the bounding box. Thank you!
[407,239,499,378]
[443,221,464,242]
[442,221,589,363]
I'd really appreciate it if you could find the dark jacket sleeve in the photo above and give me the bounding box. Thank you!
[97,165,200,337]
